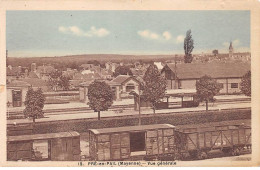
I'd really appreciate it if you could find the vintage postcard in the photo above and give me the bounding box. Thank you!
[0,0,260,167]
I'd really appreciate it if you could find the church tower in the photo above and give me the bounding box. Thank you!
[229,41,233,58]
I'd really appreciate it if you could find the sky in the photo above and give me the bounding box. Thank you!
[6,11,250,57]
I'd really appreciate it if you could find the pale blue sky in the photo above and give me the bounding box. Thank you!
[6,11,250,57]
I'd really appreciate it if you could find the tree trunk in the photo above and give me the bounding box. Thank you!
[32,117,35,134]
[152,103,156,114]
[206,100,208,112]
[98,111,101,120]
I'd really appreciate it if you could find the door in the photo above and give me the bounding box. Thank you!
[12,90,22,107]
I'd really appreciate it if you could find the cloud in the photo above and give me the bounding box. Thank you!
[58,26,110,37]
[223,39,241,47]
[163,31,171,40]
[176,35,185,44]
[137,30,172,41]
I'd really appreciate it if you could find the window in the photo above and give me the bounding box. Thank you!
[126,83,135,92]
[231,83,238,88]
[130,132,145,152]
[219,83,224,89]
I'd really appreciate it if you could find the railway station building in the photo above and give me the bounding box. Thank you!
[161,62,250,95]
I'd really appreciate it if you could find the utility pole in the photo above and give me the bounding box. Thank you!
[174,55,177,89]
[138,84,141,125]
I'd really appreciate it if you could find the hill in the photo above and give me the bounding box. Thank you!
[6,54,181,67]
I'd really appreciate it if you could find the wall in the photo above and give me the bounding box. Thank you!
[79,87,85,102]
[227,78,242,94]
[122,79,139,93]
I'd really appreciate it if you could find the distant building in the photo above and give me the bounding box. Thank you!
[31,63,37,72]
[36,64,55,80]
[79,75,141,103]
[154,62,164,70]
[80,64,94,70]
[105,62,119,73]
[161,62,250,94]
[229,42,234,58]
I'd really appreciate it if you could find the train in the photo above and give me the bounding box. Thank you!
[7,123,251,161]
[7,131,81,161]
[88,123,251,161]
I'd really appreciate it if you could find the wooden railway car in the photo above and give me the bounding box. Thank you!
[175,125,251,160]
[7,131,81,161]
[88,124,176,161]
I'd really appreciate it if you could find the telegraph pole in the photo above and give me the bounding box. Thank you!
[174,55,177,89]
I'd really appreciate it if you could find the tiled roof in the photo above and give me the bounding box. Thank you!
[163,62,250,79]
[111,75,131,84]
[28,72,39,78]
[6,67,21,76]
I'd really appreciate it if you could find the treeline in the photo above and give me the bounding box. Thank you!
[6,54,183,68]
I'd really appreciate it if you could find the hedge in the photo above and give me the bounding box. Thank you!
[32,108,251,134]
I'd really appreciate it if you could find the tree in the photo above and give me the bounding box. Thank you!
[88,80,113,120]
[113,65,133,77]
[23,87,45,125]
[212,49,218,57]
[240,71,251,96]
[143,64,167,113]
[59,76,70,91]
[184,29,194,63]
[48,70,62,91]
[196,75,221,111]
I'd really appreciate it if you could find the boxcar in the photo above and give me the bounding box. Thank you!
[88,124,176,161]
[175,125,251,160]
[7,131,81,161]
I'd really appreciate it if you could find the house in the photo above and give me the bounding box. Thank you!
[110,75,141,98]
[36,65,55,80]
[161,62,250,94]
[79,75,141,103]
[80,64,95,70]
[7,80,31,107]
[154,62,164,70]
[22,78,50,92]
[105,62,119,72]
[7,66,22,82]
[79,80,121,103]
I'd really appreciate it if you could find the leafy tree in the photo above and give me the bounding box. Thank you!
[23,87,45,124]
[113,65,133,77]
[212,49,218,57]
[143,64,167,113]
[69,62,79,70]
[48,70,62,91]
[88,80,113,120]
[184,29,194,63]
[240,71,251,96]
[87,60,102,66]
[196,75,221,111]
[59,76,70,91]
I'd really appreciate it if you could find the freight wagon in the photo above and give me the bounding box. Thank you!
[88,124,176,161]
[7,131,81,161]
[89,123,251,161]
[175,124,251,160]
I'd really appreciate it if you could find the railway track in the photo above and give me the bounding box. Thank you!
[7,98,250,119]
